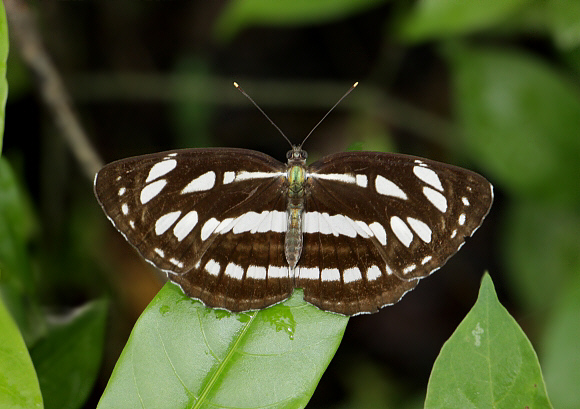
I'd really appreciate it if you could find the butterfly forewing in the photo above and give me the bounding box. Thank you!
[94,148,294,311]
[295,152,493,314]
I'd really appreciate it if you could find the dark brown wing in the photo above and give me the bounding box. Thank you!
[94,148,292,311]
[296,152,493,315]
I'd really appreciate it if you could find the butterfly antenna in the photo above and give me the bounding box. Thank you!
[299,81,358,148]
[234,82,294,148]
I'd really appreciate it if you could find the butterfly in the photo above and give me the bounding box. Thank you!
[94,83,493,315]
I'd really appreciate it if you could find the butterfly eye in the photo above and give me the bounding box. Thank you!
[286,150,293,159]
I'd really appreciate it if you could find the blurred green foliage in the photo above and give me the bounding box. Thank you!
[1,0,579,408]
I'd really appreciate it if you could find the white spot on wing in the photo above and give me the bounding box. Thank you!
[140,179,167,204]
[343,267,362,283]
[233,212,262,234]
[366,266,382,281]
[356,174,368,187]
[298,267,319,280]
[413,166,443,191]
[235,171,284,181]
[247,265,267,280]
[406,217,432,243]
[118,187,126,196]
[390,216,413,247]
[271,211,287,233]
[173,210,198,241]
[205,259,220,277]
[154,248,165,258]
[462,197,470,206]
[146,159,177,183]
[170,258,184,268]
[223,171,235,184]
[321,268,340,282]
[311,173,356,184]
[369,222,387,246]
[303,212,356,238]
[224,262,244,280]
[156,211,182,235]
[121,203,129,215]
[422,255,432,265]
[403,264,416,274]
[268,266,289,278]
[201,218,220,241]
[375,175,408,200]
[459,213,466,225]
[423,186,448,213]
[181,171,216,194]
[129,220,135,229]
[450,229,457,239]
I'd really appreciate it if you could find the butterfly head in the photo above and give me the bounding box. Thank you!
[287,146,308,165]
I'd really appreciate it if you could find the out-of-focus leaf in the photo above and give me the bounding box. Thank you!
[425,274,552,409]
[30,300,108,409]
[0,158,43,345]
[446,45,580,204]
[214,0,387,42]
[170,57,213,148]
[0,0,8,153]
[346,114,396,153]
[398,0,528,42]
[541,273,580,409]
[545,0,580,49]
[0,297,43,409]
[502,202,580,310]
[98,282,348,409]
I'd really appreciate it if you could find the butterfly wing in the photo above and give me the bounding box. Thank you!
[297,152,493,315]
[94,148,292,311]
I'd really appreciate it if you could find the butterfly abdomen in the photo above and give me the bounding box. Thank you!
[285,163,306,270]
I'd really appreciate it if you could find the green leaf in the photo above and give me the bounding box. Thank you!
[0,297,43,409]
[98,282,348,409]
[425,274,552,409]
[545,0,580,49]
[0,157,43,345]
[214,0,387,42]
[541,274,580,409]
[30,300,108,409]
[446,45,580,204]
[502,202,580,310]
[398,0,529,42]
[0,0,8,154]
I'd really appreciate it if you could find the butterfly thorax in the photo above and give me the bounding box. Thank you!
[285,146,308,271]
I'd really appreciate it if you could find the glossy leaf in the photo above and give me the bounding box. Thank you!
[30,300,108,409]
[447,45,580,204]
[98,282,348,409]
[0,0,8,153]
[398,0,528,42]
[425,274,552,409]
[0,297,43,409]
[214,0,387,42]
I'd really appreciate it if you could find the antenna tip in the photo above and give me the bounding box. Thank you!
[353,81,359,87]
[233,81,239,88]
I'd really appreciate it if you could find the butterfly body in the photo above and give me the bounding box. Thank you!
[94,147,493,315]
